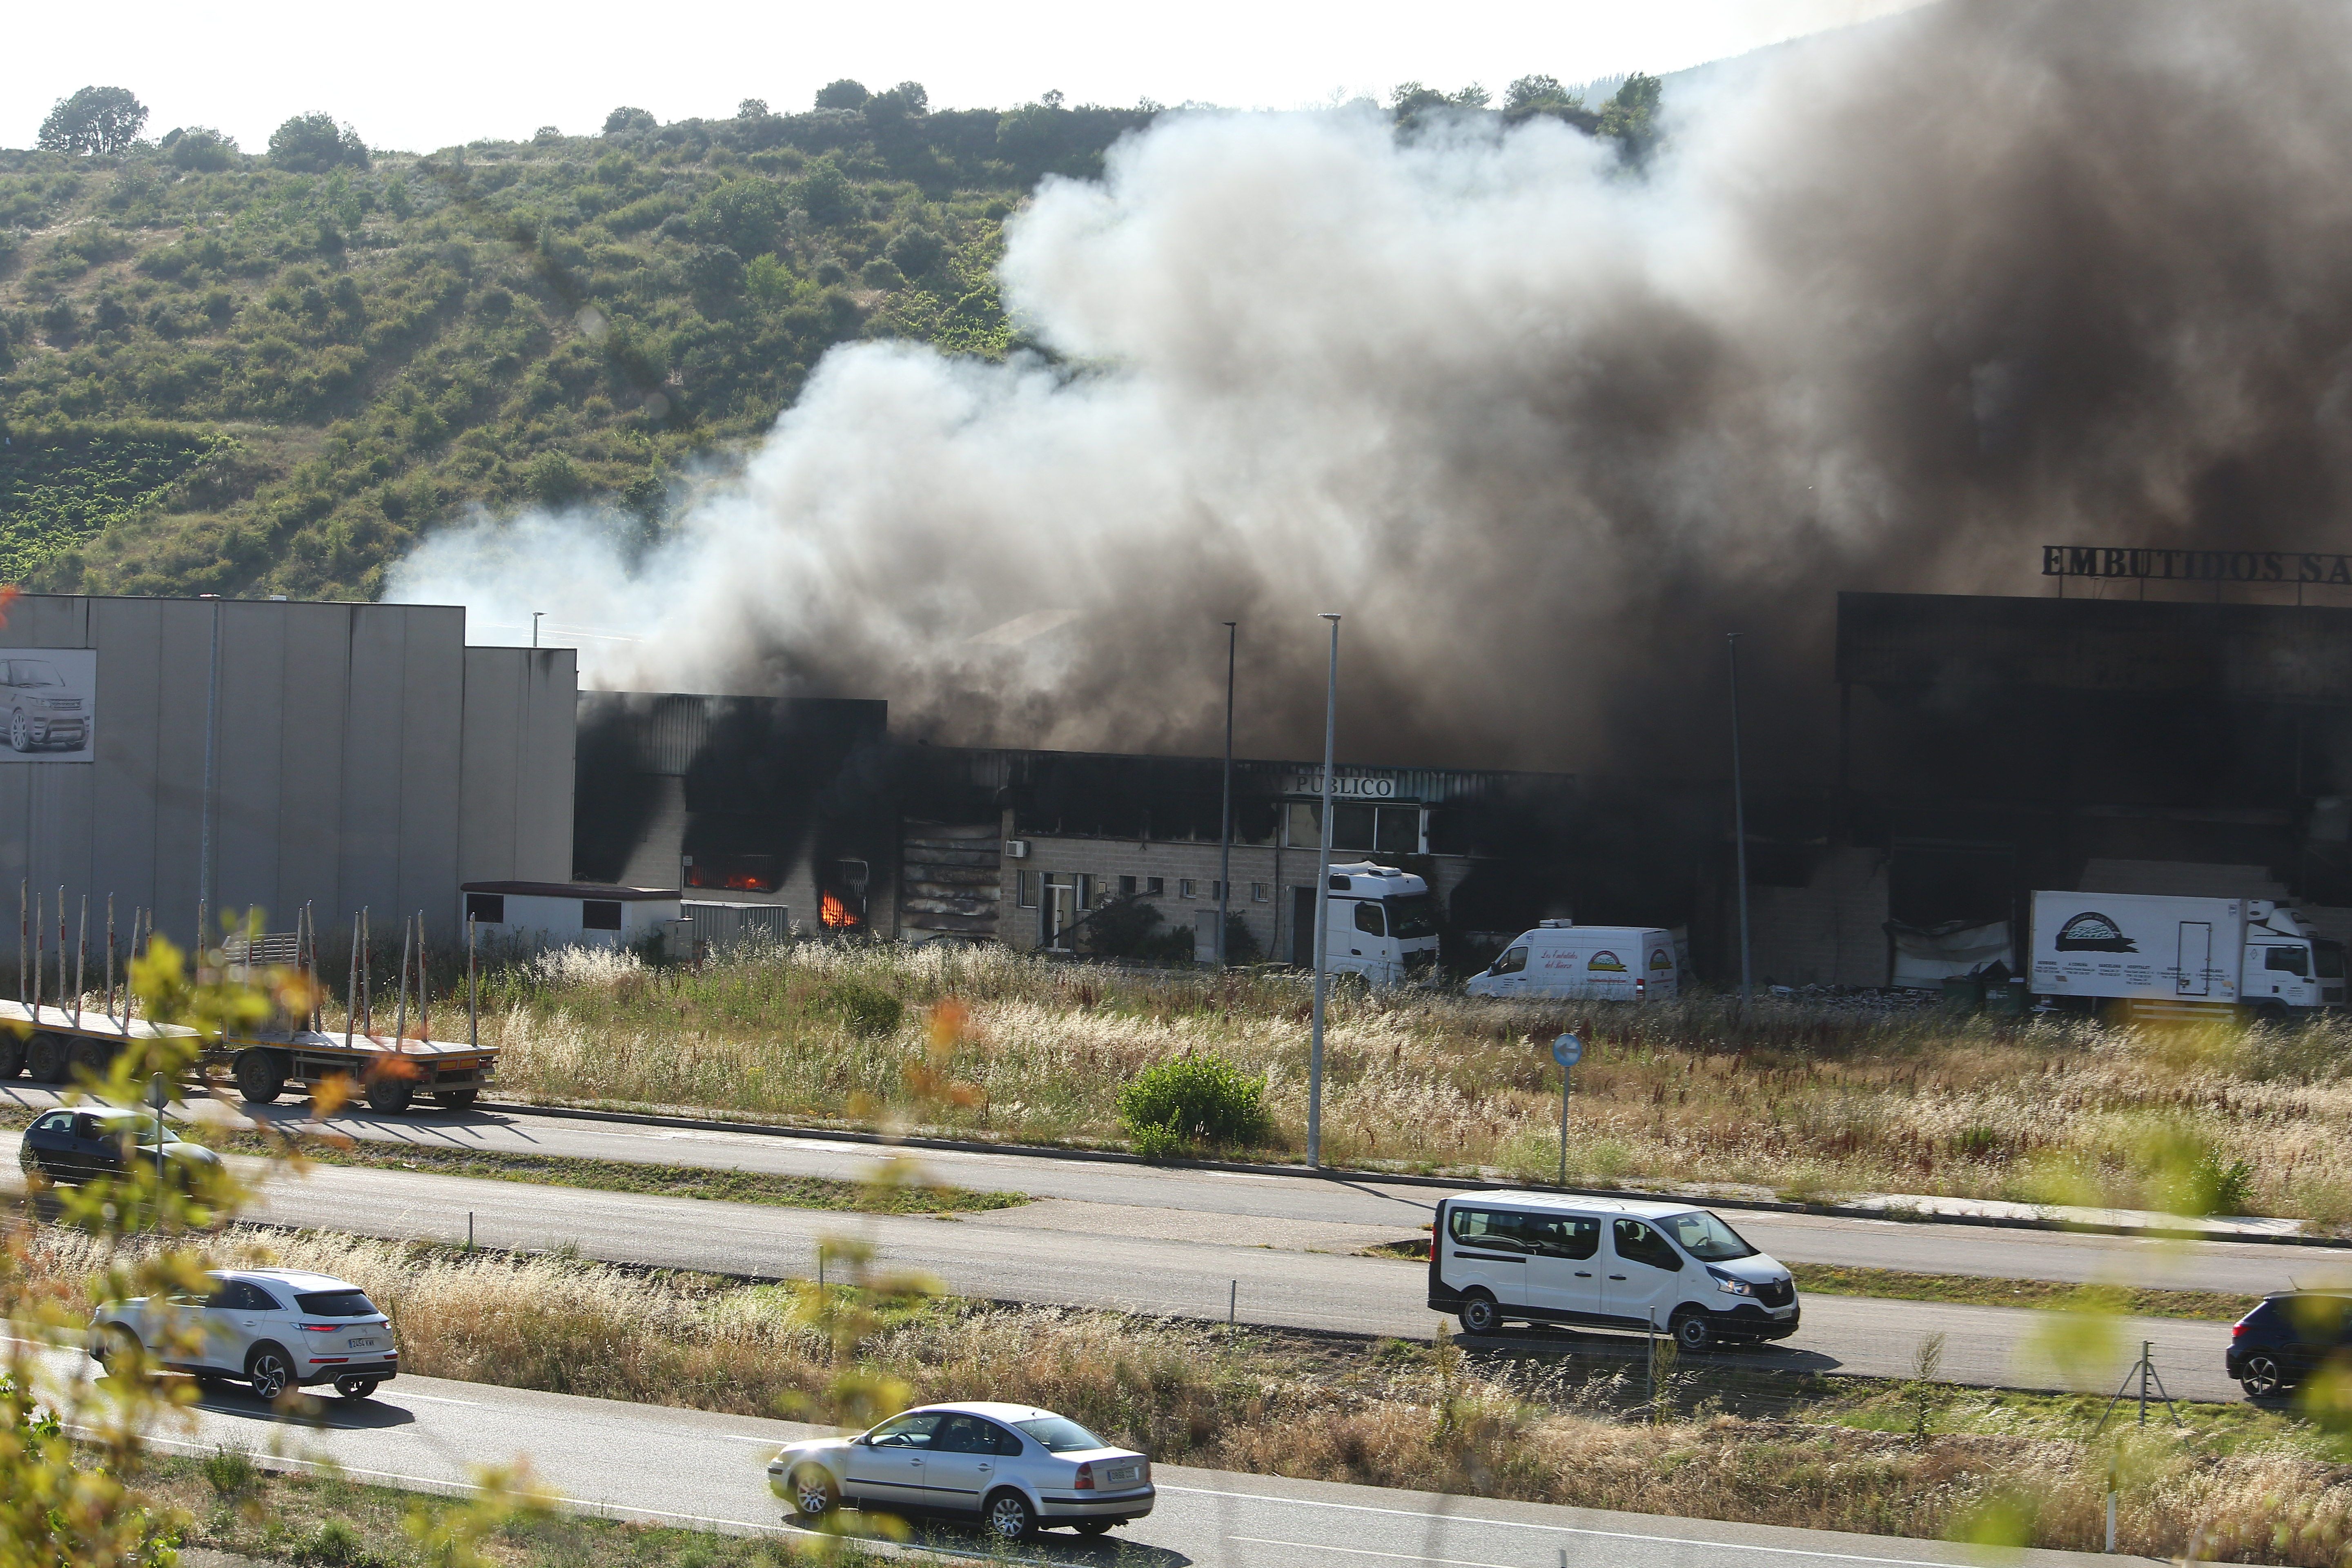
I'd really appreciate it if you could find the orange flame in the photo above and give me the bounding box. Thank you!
[820,891,860,929]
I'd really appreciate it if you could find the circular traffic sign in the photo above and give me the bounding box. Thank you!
[1552,1033,1583,1068]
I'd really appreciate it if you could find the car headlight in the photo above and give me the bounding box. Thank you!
[1706,1266,1753,1296]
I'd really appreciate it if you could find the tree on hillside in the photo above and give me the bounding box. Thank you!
[1502,74,1600,132]
[792,158,853,225]
[689,174,791,255]
[161,125,239,170]
[268,112,370,172]
[1598,73,1663,165]
[37,86,148,155]
[1389,82,1489,126]
[603,105,657,134]
[814,78,869,109]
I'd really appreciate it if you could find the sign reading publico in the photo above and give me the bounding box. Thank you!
[1276,771,1398,799]
[0,649,96,762]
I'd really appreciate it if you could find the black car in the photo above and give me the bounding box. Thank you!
[2228,1291,2352,1397]
[18,1108,223,1187]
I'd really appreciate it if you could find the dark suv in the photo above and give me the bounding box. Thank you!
[2229,1291,2352,1397]
[19,1108,223,1187]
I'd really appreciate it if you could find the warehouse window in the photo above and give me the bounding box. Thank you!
[582,900,623,931]
[1252,882,1268,903]
[1120,875,1137,897]
[464,893,506,925]
[1179,879,1197,899]
[1145,876,1165,896]
[1017,871,1040,908]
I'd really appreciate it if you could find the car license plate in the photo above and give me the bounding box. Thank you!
[348,1337,378,1350]
[1104,1465,1138,1485]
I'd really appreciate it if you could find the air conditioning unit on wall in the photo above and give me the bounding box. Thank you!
[1004,840,1030,859]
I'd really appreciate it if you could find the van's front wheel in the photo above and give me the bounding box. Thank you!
[1458,1290,1501,1336]
[1672,1307,1715,1353]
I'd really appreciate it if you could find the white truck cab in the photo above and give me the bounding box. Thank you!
[1317,861,1440,984]
[1466,920,1682,1001]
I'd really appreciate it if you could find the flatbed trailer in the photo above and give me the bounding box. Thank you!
[217,1027,496,1114]
[0,1002,495,1115]
[0,1001,200,1083]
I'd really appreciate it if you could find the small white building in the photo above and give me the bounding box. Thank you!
[461,880,680,952]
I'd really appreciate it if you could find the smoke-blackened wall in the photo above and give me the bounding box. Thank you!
[394,3,2352,779]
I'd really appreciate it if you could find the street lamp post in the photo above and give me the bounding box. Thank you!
[1217,622,1236,969]
[1727,633,1753,1011]
[1309,612,1341,1168]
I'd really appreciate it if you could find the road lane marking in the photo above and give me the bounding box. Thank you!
[1166,1489,1995,1565]
[396,1392,483,1406]
[1230,1537,1524,1567]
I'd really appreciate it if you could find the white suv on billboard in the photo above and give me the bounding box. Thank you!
[90,1267,398,1401]
[2,657,88,752]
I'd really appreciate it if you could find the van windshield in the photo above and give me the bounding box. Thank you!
[1385,895,1437,939]
[1663,1210,1758,1262]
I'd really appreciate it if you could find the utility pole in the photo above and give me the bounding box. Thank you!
[1217,621,1236,969]
[1309,612,1341,1168]
[532,611,544,649]
[1726,633,1753,1011]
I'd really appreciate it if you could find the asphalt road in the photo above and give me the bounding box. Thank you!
[0,1123,2242,1402]
[32,1351,2141,1568]
[2,1082,2322,1299]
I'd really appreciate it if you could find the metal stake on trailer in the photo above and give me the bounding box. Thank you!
[16,882,24,1009]
[33,888,44,1018]
[73,895,85,1029]
[415,910,430,1044]
[346,912,360,1049]
[54,887,65,1022]
[467,914,478,1051]
[359,906,372,1034]
[393,915,411,1046]
[103,895,115,1025]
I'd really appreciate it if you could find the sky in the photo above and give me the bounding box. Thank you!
[12,0,1925,154]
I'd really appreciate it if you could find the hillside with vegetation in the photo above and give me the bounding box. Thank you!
[0,76,1647,601]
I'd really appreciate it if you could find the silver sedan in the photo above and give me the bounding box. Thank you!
[768,1401,1154,1542]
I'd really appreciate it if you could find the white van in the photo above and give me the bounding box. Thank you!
[1465,921,1680,1001]
[1427,1191,1799,1350]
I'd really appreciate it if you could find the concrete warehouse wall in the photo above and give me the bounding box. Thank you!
[0,595,575,951]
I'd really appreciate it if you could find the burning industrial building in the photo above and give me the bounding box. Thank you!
[382,4,2352,982]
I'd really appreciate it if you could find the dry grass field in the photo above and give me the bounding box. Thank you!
[22,1225,2352,1565]
[435,941,2352,1221]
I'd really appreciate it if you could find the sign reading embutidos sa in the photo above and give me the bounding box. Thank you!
[2045,545,2352,585]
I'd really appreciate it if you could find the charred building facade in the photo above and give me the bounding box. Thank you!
[1736,590,2352,987]
[568,695,1700,969]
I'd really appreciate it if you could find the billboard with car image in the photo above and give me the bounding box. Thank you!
[0,650,95,761]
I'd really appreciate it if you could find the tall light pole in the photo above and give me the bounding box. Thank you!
[1216,621,1236,969]
[1726,633,1753,1011]
[532,611,544,649]
[1309,612,1341,1168]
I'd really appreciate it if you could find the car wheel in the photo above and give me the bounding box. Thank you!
[1457,1290,1501,1336]
[233,1049,287,1106]
[2241,1353,2287,1399]
[24,1034,66,1084]
[1673,1307,1715,1353]
[333,1376,380,1401]
[789,1466,839,1522]
[8,710,28,752]
[246,1344,294,1402]
[93,1324,140,1373]
[984,1490,1036,1542]
[366,1075,414,1114]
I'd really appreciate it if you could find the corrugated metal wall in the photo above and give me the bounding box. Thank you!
[0,595,574,947]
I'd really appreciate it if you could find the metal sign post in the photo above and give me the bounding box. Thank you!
[1552,1033,1583,1186]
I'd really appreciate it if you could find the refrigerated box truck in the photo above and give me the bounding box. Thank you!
[2027,891,2345,1015]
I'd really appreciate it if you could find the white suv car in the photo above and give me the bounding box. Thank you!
[91,1267,398,1402]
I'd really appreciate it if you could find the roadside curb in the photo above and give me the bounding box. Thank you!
[484,1098,2349,1252]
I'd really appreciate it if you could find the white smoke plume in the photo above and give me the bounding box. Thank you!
[392,3,2352,773]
